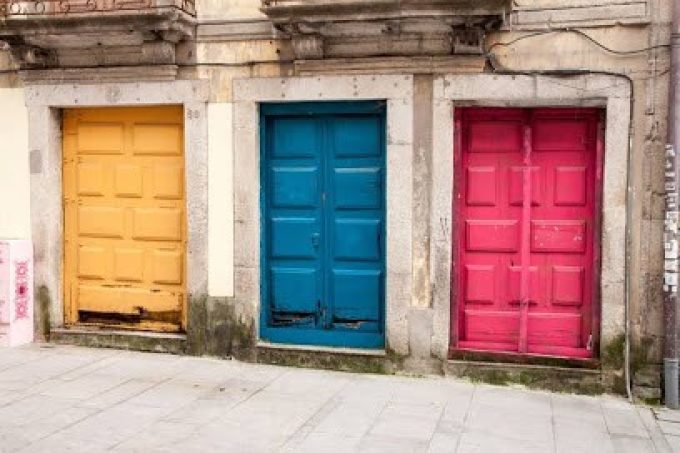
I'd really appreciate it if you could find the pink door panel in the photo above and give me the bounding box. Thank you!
[454,108,601,359]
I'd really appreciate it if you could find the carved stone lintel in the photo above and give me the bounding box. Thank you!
[8,43,56,69]
[0,6,195,70]
[141,41,176,65]
[294,55,486,76]
[262,1,504,59]
[18,65,179,84]
[292,35,324,59]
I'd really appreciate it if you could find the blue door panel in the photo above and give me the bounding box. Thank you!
[261,102,385,349]
[271,167,319,208]
[334,168,382,209]
[332,269,381,321]
[260,327,384,349]
[272,118,319,158]
[271,267,318,314]
[333,219,381,261]
[271,218,319,259]
[332,117,382,157]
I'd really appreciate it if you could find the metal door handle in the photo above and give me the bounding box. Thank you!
[311,233,320,248]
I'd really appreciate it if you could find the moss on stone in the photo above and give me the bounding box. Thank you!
[602,334,626,370]
[37,285,51,340]
[447,363,606,395]
[257,348,388,375]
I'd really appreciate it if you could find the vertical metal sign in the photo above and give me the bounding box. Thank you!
[665,0,680,409]
[664,144,679,298]
[665,143,680,409]
[663,0,680,409]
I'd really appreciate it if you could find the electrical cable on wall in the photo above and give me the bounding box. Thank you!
[485,27,670,403]
[487,28,671,55]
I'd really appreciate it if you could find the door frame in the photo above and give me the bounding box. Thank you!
[233,75,414,353]
[451,107,604,358]
[259,101,387,348]
[26,80,209,332]
[429,74,631,362]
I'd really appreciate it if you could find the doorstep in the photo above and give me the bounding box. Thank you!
[445,359,605,394]
[257,341,386,357]
[256,341,390,374]
[50,326,187,355]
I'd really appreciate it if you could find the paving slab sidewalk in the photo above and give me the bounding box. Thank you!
[654,408,680,453]
[0,344,671,452]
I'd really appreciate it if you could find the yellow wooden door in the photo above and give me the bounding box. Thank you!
[63,106,186,332]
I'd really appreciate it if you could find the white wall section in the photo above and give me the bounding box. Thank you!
[0,89,29,240]
[208,102,234,297]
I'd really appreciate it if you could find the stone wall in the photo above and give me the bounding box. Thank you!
[184,0,670,396]
[0,0,671,397]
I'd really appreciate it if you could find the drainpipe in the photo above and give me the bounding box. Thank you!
[664,0,680,410]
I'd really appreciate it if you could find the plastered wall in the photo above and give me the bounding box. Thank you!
[208,103,235,297]
[0,89,30,240]
[197,0,263,20]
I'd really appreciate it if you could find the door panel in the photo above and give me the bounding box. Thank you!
[328,115,384,331]
[455,108,600,358]
[63,106,185,332]
[527,113,597,355]
[458,109,524,352]
[267,117,323,327]
[261,102,385,348]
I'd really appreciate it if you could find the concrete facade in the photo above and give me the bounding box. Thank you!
[0,0,673,397]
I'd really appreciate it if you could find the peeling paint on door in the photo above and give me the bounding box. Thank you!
[63,106,186,332]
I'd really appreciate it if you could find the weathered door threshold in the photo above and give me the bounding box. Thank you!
[50,327,187,355]
[256,341,391,374]
[445,359,605,394]
[257,341,386,357]
[449,348,600,369]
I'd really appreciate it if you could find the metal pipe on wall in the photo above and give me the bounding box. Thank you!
[664,0,680,410]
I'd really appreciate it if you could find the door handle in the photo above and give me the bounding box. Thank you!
[311,233,320,248]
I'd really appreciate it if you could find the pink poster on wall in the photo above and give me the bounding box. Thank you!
[0,240,34,347]
[0,243,9,326]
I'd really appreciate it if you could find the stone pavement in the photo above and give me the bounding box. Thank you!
[655,408,680,453]
[0,344,672,452]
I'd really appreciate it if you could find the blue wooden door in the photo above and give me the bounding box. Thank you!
[261,102,385,348]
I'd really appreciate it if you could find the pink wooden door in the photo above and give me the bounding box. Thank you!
[454,108,601,359]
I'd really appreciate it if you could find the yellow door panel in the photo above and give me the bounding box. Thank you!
[77,163,106,196]
[77,285,181,315]
[132,208,183,241]
[132,124,182,155]
[77,246,108,280]
[77,123,125,154]
[153,166,184,199]
[114,165,144,198]
[152,250,183,285]
[78,206,125,238]
[113,248,145,282]
[63,106,186,332]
